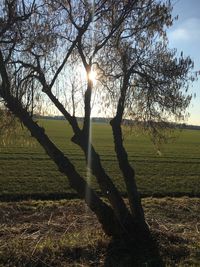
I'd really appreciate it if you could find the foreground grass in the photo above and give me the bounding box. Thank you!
[0,120,200,200]
[0,197,199,266]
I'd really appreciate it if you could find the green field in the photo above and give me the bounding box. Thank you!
[0,119,200,200]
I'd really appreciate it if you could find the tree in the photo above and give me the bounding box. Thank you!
[0,0,194,264]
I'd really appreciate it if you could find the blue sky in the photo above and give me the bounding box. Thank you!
[168,0,200,125]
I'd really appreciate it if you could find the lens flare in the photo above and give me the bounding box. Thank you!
[88,70,97,84]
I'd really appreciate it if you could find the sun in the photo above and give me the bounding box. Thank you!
[78,66,97,85]
[88,70,97,84]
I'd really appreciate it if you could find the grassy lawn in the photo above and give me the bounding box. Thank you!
[0,197,199,266]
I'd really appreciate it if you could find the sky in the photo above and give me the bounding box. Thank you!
[167,0,200,125]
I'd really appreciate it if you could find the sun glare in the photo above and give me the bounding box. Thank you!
[88,70,97,84]
[78,66,97,85]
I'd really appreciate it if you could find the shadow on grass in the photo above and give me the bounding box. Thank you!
[103,236,165,267]
[65,232,190,267]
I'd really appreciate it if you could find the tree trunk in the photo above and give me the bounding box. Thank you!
[110,117,149,235]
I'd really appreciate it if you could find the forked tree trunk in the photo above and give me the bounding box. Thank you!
[2,92,152,242]
[4,94,150,243]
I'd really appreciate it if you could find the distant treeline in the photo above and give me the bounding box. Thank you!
[34,115,200,130]
[34,115,110,123]
[180,124,200,130]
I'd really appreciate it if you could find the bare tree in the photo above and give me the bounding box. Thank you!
[0,0,194,262]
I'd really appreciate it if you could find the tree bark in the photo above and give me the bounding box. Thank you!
[110,118,148,233]
[110,69,149,235]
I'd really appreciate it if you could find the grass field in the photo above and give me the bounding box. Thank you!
[0,119,200,200]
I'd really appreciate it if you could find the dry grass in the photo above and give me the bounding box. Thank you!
[0,197,199,266]
[144,198,200,266]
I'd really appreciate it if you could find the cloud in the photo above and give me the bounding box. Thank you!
[168,18,200,43]
[170,28,190,41]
